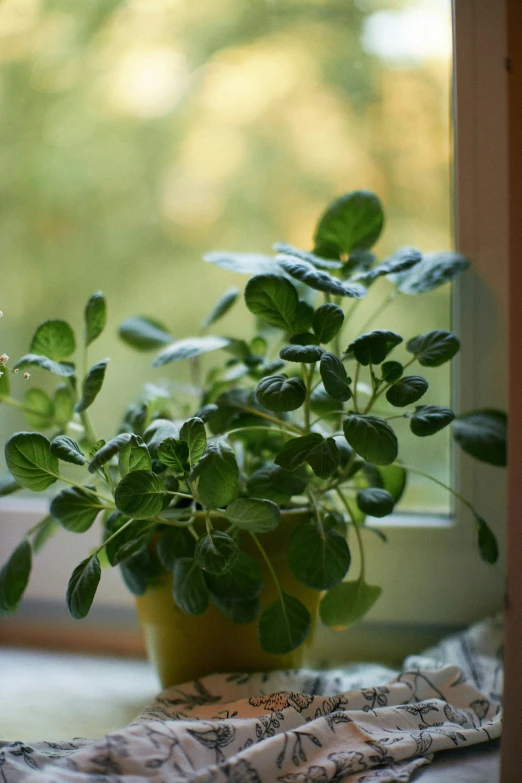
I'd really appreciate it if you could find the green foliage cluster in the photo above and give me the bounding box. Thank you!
[0,191,506,655]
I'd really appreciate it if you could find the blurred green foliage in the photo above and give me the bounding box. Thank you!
[0,0,452,510]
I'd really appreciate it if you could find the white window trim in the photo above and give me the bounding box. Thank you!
[0,0,509,652]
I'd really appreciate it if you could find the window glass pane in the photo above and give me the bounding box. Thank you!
[0,0,452,513]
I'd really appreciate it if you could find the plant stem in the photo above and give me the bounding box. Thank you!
[92,517,137,558]
[352,362,360,413]
[235,404,303,434]
[225,424,297,439]
[357,290,398,335]
[398,463,475,515]
[250,532,284,604]
[336,487,365,580]
[307,489,324,537]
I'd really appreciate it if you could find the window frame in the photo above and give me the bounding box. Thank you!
[0,0,509,657]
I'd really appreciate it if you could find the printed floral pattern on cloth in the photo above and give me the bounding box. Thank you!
[0,617,503,783]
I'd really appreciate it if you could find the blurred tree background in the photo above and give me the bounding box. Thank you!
[0,0,453,511]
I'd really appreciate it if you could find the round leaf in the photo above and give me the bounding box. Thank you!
[173,558,209,615]
[385,375,428,407]
[278,257,366,299]
[410,405,455,437]
[279,344,324,363]
[88,433,133,473]
[0,539,32,615]
[343,415,398,465]
[224,497,280,533]
[84,291,107,347]
[205,551,263,601]
[452,409,507,467]
[356,488,395,518]
[347,330,402,366]
[313,303,345,344]
[119,316,172,351]
[313,190,384,254]
[66,556,101,619]
[288,523,351,590]
[5,432,59,491]
[195,531,239,575]
[210,594,260,624]
[157,438,190,475]
[189,440,239,508]
[258,592,311,654]
[244,274,298,330]
[320,352,352,402]
[118,434,152,475]
[180,417,207,466]
[23,388,54,429]
[406,330,460,367]
[394,251,470,294]
[30,319,76,361]
[307,437,341,479]
[381,361,403,383]
[115,470,165,519]
[157,528,195,570]
[319,578,382,628]
[275,433,323,472]
[247,464,307,505]
[50,486,100,532]
[255,374,306,412]
[50,436,86,466]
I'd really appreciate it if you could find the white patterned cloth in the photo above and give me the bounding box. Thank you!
[0,617,503,783]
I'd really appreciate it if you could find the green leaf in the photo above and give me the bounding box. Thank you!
[378,464,407,504]
[84,291,107,347]
[307,437,341,479]
[153,335,230,366]
[354,246,422,283]
[50,436,86,466]
[23,388,54,429]
[381,361,403,383]
[190,439,239,508]
[255,374,306,412]
[244,274,299,330]
[195,531,239,575]
[50,486,101,532]
[173,558,209,615]
[247,464,307,505]
[157,528,195,570]
[32,515,59,554]
[275,433,323,472]
[310,385,342,420]
[53,384,75,426]
[293,300,315,333]
[0,472,20,497]
[347,331,402,366]
[224,497,280,533]
[342,249,375,277]
[475,515,498,564]
[204,251,276,275]
[0,539,32,615]
[278,258,366,299]
[258,592,311,654]
[343,415,398,465]
[143,419,178,456]
[279,344,324,363]
[119,316,172,351]
[202,287,240,329]
[30,320,76,361]
[406,330,460,367]
[157,438,190,475]
[452,409,507,467]
[205,551,263,600]
[5,432,59,491]
[288,523,351,590]
[320,578,382,628]
[356,488,395,518]
[14,354,75,377]
[88,433,133,473]
[313,303,345,344]
[0,365,10,399]
[410,405,455,437]
[289,332,320,347]
[320,352,352,402]
[115,470,165,519]
[118,434,152,475]
[273,242,343,270]
[210,594,260,623]
[180,417,207,467]
[394,251,470,294]
[66,556,101,619]
[106,520,151,566]
[313,190,384,254]
[385,375,428,407]
[75,359,109,413]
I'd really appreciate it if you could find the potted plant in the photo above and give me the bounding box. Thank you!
[0,190,505,687]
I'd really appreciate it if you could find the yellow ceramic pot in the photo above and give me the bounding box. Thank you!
[135,509,319,688]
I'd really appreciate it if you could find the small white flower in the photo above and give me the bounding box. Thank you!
[23,372,30,380]
[13,368,19,374]
[0,311,3,317]
[0,353,8,366]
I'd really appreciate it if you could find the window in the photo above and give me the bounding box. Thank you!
[0,0,507,658]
